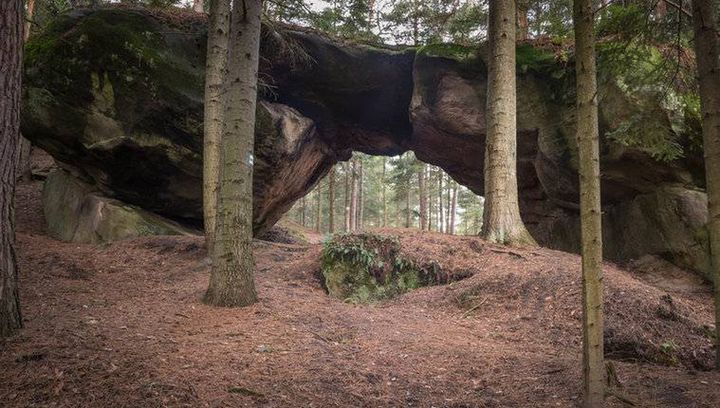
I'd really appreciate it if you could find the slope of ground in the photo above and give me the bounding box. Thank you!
[1,179,720,407]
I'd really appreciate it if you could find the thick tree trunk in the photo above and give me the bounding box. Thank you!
[204,0,261,307]
[328,167,335,233]
[202,0,230,251]
[575,0,605,404]
[193,0,204,13]
[1,0,24,337]
[692,0,720,370]
[481,0,536,246]
[419,163,427,230]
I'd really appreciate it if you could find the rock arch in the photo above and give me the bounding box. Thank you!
[23,9,711,279]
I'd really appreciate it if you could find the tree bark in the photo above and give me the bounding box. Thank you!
[450,182,458,234]
[301,196,306,227]
[575,0,605,403]
[358,158,364,230]
[315,180,321,233]
[517,1,529,41]
[419,163,427,230]
[349,159,358,231]
[692,0,720,370]
[202,0,231,252]
[344,162,350,231]
[204,0,261,307]
[193,0,204,13]
[16,0,35,184]
[481,0,536,246]
[1,0,24,337]
[438,172,444,233]
[328,167,335,233]
[445,181,452,234]
[382,157,387,227]
[405,187,411,228]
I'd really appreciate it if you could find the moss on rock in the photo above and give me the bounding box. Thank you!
[320,233,443,303]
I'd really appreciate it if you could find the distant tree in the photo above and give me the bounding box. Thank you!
[328,167,336,233]
[315,179,322,232]
[193,0,203,13]
[575,0,605,404]
[692,0,720,370]
[418,163,427,230]
[1,0,24,337]
[382,157,387,227]
[481,0,536,246]
[204,0,262,307]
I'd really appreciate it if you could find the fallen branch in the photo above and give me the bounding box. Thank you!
[460,297,488,318]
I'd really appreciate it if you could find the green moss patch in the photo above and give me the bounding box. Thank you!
[320,233,445,303]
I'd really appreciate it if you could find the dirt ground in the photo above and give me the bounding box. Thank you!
[2,175,720,407]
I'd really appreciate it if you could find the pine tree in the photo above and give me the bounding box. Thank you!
[204,0,262,307]
[575,0,604,403]
[481,0,536,246]
[328,167,336,233]
[692,0,720,370]
[202,0,231,251]
[0,0,24,337]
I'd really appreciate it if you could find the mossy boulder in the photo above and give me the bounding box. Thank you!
[321,233,442,303]
[43,169,198,243]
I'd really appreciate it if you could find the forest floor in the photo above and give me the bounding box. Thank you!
[2,173,720,407]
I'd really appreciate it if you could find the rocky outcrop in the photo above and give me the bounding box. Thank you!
[23,9,711,279]
[44,169,196,243]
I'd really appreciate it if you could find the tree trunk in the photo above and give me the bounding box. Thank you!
[405,188,411,228]
[315,181,322,233]
[202,0,230,252]
[692,0,720,370]
[344,162,350,231]
[429,168,434,231]
[446,179,452,233]
[328,167,335,233]
[419,163,427,230]
[1,0,23,337]
[193,0,204,13]
[204,0,261,307]
[450,182,458,234]
[575,0,605,403]
[382,157,387,227]
[17,0,35,183]
[301,196,306,227]
[517,1,529,41]
[438,172,444,233]
[349,159,358,231]
[481,0,536,246]
[358,158,364,230]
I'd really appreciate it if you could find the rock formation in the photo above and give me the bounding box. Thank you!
[22,9,711,279]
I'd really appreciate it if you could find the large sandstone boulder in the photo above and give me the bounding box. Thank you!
[43,169,197,243]
[22,8,712,279]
